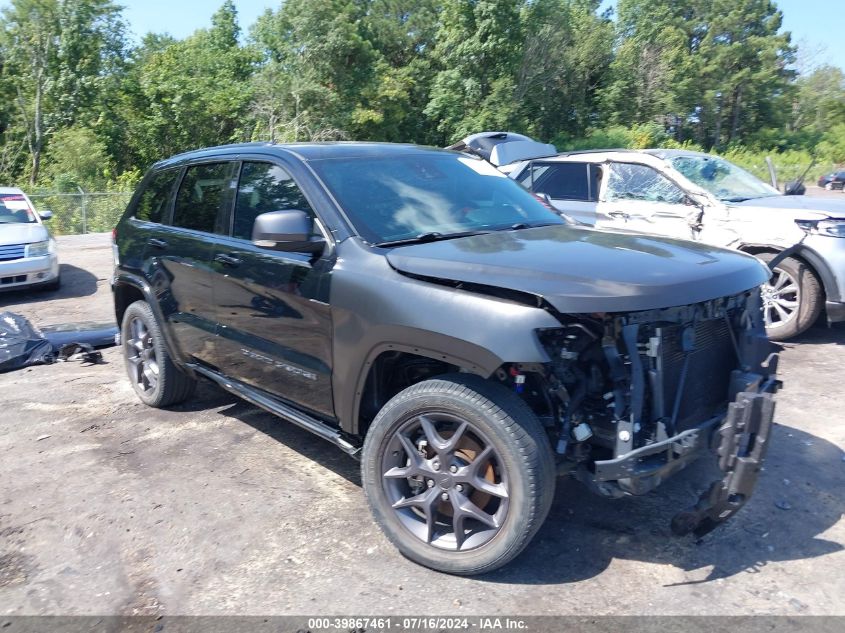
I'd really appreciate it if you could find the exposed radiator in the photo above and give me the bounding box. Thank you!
[657,318,736,431]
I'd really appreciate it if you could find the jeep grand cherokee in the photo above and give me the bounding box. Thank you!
[112,142,778,575]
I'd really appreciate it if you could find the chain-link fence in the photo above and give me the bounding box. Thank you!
[27,192,133,235]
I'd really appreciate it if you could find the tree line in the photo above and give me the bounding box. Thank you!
[1,0,843,195]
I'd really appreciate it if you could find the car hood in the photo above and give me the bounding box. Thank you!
[385,225,769,313]
[0,223,47,246]
[729,195,845,220]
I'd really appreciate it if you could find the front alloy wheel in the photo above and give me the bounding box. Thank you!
[362,374,555,575]
[381,413,510,552]
[761,267,800,330]
[757,255,823,340]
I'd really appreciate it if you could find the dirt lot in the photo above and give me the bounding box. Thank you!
[0,229,843,617]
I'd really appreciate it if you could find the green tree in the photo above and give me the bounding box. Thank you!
[0,0,124,184]
[121,1,257,165]
[599,0,795,149]
[516,0,613,141]
[40,125,114,191]
[424,0,525,143]
[598,0,697,135]
[250,0,377,141]
[791,65,845,135]
[696,0,795,147]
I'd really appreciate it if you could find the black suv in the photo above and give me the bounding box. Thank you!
[112,142,779,575]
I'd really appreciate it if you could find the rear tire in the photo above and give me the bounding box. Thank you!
[121,300,196,407]
[361,373,555,575]
[758,254,822,340]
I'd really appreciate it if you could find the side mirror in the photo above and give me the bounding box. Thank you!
[252,209,325,254]
[783,181,805,196]
[39,209,53,220]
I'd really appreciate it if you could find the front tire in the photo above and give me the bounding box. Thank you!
[361,374,555,575]
[759,254,822,340]
[121,300,196,407]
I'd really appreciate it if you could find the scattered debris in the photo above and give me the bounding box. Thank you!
[36,434,51,442]
[775,499,792,511]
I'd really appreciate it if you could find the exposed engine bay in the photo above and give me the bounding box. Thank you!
[498,289,779,533]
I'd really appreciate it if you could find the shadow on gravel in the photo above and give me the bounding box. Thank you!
[0,264,98,306]
[213,393,362,486]
[208,379,842,585]
[782,321,845,347]
[481,422,843,586]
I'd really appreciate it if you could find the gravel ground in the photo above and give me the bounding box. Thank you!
[0,230,843,617]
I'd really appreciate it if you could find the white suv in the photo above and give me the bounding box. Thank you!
[452,133,845,340]
[0,187,60,292]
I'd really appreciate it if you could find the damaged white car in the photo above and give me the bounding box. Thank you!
[452,133,845,340]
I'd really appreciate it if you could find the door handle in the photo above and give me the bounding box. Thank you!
[608,211,630,220]
[214,253,242,267]
[147,238,168,249]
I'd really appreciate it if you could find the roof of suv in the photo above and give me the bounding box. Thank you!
[155,141,451,168]
[641,148,713,160]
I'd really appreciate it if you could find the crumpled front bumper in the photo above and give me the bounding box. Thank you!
[592,415,724,495]
[586,382,777,536]
[670,390,776,537]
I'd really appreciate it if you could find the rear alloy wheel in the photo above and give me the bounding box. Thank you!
[121,300,196,407]
[362,374,555,575]
[759,254,822,340]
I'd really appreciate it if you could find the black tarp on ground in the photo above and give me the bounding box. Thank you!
[0,311,53,373]
[0,311,117,373]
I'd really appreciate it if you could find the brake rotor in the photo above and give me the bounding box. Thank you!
[437,430,497,515]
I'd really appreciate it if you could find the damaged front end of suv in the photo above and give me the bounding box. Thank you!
[507,289,778,536]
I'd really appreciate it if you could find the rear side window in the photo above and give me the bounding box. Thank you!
[518,162,599,201]
[172,162,237,234]
[232,162,314,240]
[134,169,180,223]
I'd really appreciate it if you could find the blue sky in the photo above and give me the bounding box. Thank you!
[122,0,275,41]
[122,0,842,73]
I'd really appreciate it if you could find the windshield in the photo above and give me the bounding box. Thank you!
[0,194,37,224]
[670,155,780,202]
[310,153,564,244]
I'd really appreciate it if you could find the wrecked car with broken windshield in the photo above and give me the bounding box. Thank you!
[112,142,779,575]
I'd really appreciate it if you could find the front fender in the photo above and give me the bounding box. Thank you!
[740,240,841,303]
[330,239,561,434]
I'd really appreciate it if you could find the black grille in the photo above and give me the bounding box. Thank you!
[658,318,736,430]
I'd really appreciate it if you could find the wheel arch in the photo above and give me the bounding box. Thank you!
[738,243,833,301]
[112,272,193,375]
[348,342,499,438]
